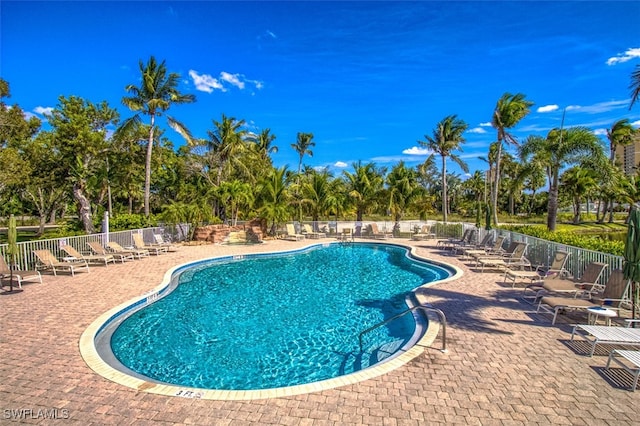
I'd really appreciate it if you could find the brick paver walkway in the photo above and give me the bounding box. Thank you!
[1,239,638,425]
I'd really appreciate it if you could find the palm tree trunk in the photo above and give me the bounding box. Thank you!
[547,175,559,231]
[144,114,156,218]
[492,143,503,226]
[441,155,448,223]
[73,183,95,234]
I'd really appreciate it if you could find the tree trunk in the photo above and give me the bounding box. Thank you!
[144,114,156,218]
[546,175,559,231]
[573,196,581,224]
[73,182,95,234]
[492,143,503,226]
[441,155,448,223]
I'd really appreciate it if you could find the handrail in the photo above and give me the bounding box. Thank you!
[358,305,447,353]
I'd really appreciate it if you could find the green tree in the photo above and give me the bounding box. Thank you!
[255,128,278,161]
[386,161,419,234]
[607,118,638,162]
[120,56,196,217]
[300,169,335,223]
[217,179,254,225]
[491,93,534,225]
[206,114,250,184]
[630,64,640,110]
[560,166,597,224]
[257,166,292,235]
[343,161,385,226]
[46,96,119,233]
[419,115,469,222]
[520,127,605,231]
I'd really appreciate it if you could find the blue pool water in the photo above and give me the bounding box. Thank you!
[109,243,451,390]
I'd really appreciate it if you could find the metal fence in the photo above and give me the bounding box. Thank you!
[0,225,188,271]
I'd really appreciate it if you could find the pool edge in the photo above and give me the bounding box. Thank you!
[79,240,462,400]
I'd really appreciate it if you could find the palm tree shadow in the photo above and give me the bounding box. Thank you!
[413,285,547,335]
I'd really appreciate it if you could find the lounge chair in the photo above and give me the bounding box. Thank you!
[302,224,326,239]
[0,255,42,288]
[570,320,640,356]
[523,261,608,301]
[132,234,168,255]
[460,235,503,259]
[33,249,90,276]
[88,241,135,263]
[61,244,116,267]
[107,241,149,259]
[284,224,305,241]
[410,224,436,241]
[606,349,640,391]
[537,269,629,325]
[153,234,179,251]
[504,250,570,288]
[475,242,529,272]
[338,228,353,242]
[367,223,392,239]
[437,228,476,250]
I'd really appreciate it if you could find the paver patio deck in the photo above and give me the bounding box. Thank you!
[1,238,638,425]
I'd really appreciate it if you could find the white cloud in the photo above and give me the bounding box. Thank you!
[189,70,225,93]
[593,128,608,136]
[189,70,263,93]
[564,100,628,114]
[334,161,348,168]
[266,30,277,39]
[402,146,431,155]
[479,122,492,127]
[631,120,640,128]
[467,127,486,134]
[220,72,245,89]
[537,104,559,113]
[606,47,640,65]
[33,106,53,116]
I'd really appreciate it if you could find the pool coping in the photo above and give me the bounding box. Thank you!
[79,240,463,400]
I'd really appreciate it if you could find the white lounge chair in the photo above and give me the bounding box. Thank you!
[570,321,640,357]
[132,234,168,255]
[410,224,436,241]
[504,250,570,288]
[153,234,179,251]
[606,349,640,391]
[61,244,116,267]
[33,249,90,276]
[88,241,135,263]
[302,224,326,239]
[284,224,305,241]
[476,242,529,272]
[107,241,149,259]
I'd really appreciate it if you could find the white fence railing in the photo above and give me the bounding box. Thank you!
[0,225,188,271]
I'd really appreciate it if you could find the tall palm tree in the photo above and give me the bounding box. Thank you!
[607,118,638,163]
[419,115,469,222]
[300,169,335,223]
[291,132,315,175]
[519,127,605,231]
[119,56,195,217]
[490,93,533,225]
[255,128,278,161]
[291,132,315,221]
[630,64,640,110]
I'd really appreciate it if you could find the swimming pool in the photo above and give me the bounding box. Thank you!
[84,242,458,398]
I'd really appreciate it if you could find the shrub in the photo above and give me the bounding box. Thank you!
[501,225,625,256]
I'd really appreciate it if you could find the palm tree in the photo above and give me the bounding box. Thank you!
[386,161,419,234]
[257,166,292,235]
[560,166,597,224]
[217,180,253,225]
[419,115,469,222]
[490,93,533,225]
[630,64,640,110]
[255,128,278,161]
[607,119,638,162]
[291,132,315,221]
[206,114,249,184]
[291,132,315,175]
[300,169,335,224]
[119,56,195,217]
[519,127,605,231]
[343,161,385,226]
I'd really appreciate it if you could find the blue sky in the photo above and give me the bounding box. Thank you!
[2,1,640,177]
